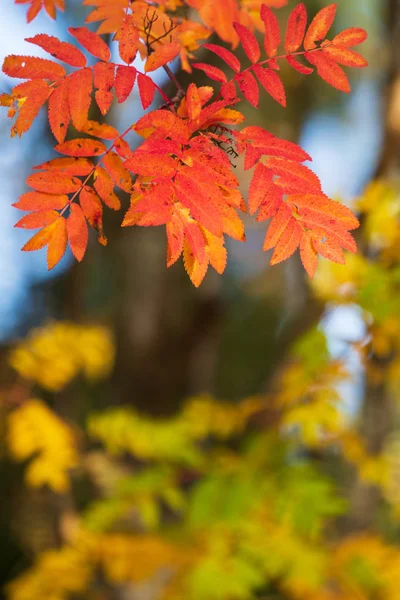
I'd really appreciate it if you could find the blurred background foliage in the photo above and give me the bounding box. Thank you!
[1,0,400,599]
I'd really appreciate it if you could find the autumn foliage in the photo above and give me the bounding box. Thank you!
[1,0,367,285]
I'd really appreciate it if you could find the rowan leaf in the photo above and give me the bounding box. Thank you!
[118,14,140,65]
[47,217,68,269]
[235,71,259,108]
[55,138,107,157]
[175,170,223,236]
[137,73,156,109]
[304,3,337,51]
[15,210,60,229]
[33,158,94,176]
[93,167,121,210]
[248,162,273,215]
[323,46,368,69]
[166,213,185,267]
[265,157,321,193]
[115,65,136,103]
[183,238,209,287]
[48,79,70,143]
[332,27,368,47]
[69,68,93,130]
[186,83,202,121]
[284,3,307,53]
[3,55,66,80]
[13,192,68,211]
[192,63,228,83]
[286,55,314,75]
[300,231,319,277]
[79,187,104,237]
[67,203,88,261]
[12,82,50,137]
[263,202,293,250]
[103,152,132,192]
[79,120,119,140]
[126,153,177,179]
[253,65,286,107]
[270,217,302,265]
[203,229,227,274]
[305,51,351,93]
[261,5,281,58]
[233,22,260,64]
[203,44,241,73]
[27,172,81,194]
[94,62,115,115]
[145,42,181,73]
[68,27,111,62]
[25,34,87,68]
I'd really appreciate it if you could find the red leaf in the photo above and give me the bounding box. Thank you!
[12,82,50,137]
[203,44,241,72]
[25,34,87,68]
[69,68,93,130]
[248,162,273,215]
[286,55,314,75]
[94,62,115,115]
[67,203,88,261]
[235,71,259,108]
[137,73,156,109]
[115,65,136,103]
[55,138,107,157]
[233,22,260,64]
[305,51,351,93]
[48,79,70,143]
[266,157,321,193]
[261,5,280,58]
[79,187,103,232]
[304,4,337,51]
[332,28,368,48]
[284,3,307,53]
[192,63,228,83]
[253,65,286,107]
[118,14,140,65]
[175,171,223,236]
[68,27,111,62]
[3,55,66,80]
[263,202,293,250]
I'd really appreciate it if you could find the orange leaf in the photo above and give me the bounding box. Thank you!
[79,120,119,140]
[15,210,60,229]
[47,217,68,269]
[300,231,319,277]
[55,138,107,157]
[69,68,93,130]
[265,157,321,193]
[166,213,185,267]
[323,46,368,68]
[233,22,260,64]
[13,82,50,137]
[25,34,87,68]
[304,3,337,51]
[126,153,177,179]
[203,229,227,274]
[186,83,202,121]
[27,172,81,194]
[67,203,88,261]
[261,5,281,58]
[33,158,94,175]
[79,187,103,232]
[93,167,121,210]
[2,55,66,80]
[284,3,307,53]
[263,202,293,250]
[137,73,156,109]
[332,28,368,47]
[145,42,181,73]
[174,170,223,236]
[183,238,209,287]
[103,152,132,192]
[48,79,70,143]
[68,27,111,62]
[13,192,68,211]
[270,217,302,264]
